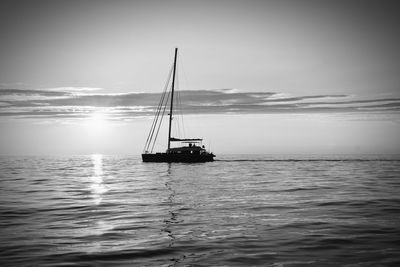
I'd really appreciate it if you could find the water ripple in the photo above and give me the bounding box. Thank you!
[0,155,399,266]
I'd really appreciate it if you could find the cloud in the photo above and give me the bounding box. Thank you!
[0,88,399,119]
[45,87,103,92]
[0,88,68,99]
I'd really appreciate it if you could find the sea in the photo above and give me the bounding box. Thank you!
[0,154,399,266]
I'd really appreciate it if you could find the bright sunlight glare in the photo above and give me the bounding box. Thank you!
[84,112,109,134]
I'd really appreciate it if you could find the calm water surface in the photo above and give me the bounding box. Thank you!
[0,155,399,266]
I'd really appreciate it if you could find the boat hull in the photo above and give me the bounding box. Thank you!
[142,153,215,163]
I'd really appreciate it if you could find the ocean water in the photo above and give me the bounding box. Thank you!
[0,154,399,266]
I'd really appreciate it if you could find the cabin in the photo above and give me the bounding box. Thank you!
[167,143,207,155]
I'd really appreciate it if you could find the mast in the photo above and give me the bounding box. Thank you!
[168,48,178,150]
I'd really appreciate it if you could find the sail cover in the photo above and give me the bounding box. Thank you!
[170,138,203,142]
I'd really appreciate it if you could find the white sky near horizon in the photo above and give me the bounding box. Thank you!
[0,0,400,155]
[1,113,400,155]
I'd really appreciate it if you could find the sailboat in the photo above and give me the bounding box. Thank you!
[142,48,216,163]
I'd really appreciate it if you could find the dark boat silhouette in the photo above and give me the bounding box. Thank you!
[142,48,215,163]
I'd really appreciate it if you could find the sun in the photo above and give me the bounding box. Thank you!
[85,112,108,133]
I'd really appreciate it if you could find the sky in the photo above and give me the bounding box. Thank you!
[0,0,400,155]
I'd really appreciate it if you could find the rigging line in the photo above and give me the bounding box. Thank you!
[144,83,167,151]
[144,64,174,152]
[177,57,187,138]
[147,84,170,152]
[150,63,173,133]
[174,70,182,138]
[174,66,184,138]
[174,119,179,140]
[144,89,166,152]
[145,63,174,151]
[179,52,191,91]
[146,86,168,151]
[144,79,169,152]
[177,84,186,138]
[151,90,170,153]
[175,80,185,138]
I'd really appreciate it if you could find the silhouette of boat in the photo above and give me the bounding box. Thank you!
[142,48,215,163]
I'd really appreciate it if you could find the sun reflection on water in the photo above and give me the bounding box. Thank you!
[85,154,114,253]
[90,154,108,205]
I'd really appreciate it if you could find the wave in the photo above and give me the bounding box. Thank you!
[215,158,400,162]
